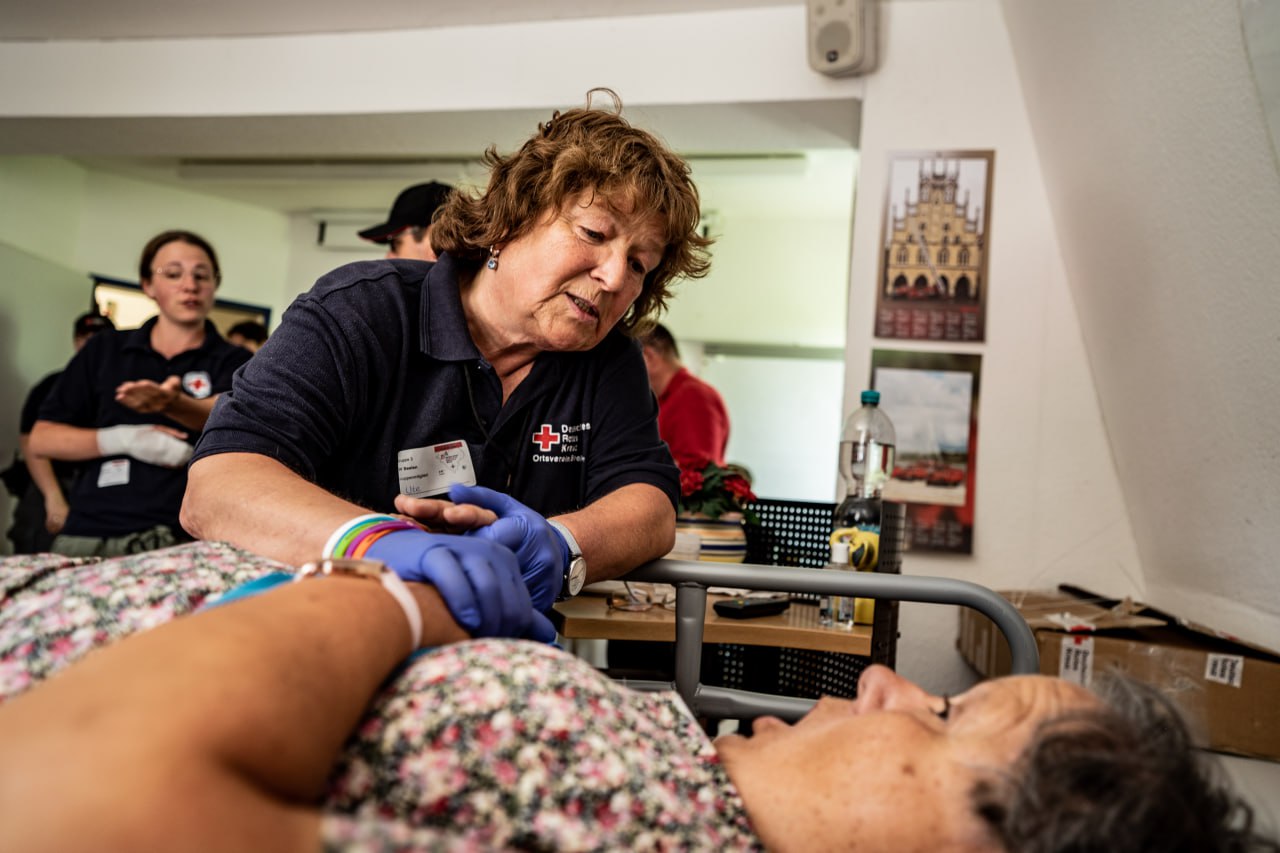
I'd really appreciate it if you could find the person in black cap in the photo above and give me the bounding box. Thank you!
[358,181,453,261]
[226,320,269,353]
[5,311,114,552]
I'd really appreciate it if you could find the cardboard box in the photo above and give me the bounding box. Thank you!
[956,586,1280,762]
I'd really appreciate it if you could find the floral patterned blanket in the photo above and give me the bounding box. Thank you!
[0,542,761,851]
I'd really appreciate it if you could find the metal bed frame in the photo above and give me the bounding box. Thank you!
[617,558,1039,722]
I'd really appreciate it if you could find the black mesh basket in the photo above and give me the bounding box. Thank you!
[704,499,906,701]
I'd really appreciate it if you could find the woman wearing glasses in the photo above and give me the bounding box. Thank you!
[28,230,251,557]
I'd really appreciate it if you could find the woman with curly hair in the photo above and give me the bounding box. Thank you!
[183,89,712,636]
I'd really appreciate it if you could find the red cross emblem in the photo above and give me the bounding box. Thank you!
[182,370,213,399]
[532,424,561,451]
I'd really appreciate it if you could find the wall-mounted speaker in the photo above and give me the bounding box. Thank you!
[807,0,877,77]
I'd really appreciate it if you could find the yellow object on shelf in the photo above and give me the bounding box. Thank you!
[829,527,877,625]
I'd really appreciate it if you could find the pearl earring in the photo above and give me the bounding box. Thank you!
[486,247,500,271]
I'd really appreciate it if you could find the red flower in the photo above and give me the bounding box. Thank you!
[679,469,705,497]
[677,461,759,524]
[724,475,756,503]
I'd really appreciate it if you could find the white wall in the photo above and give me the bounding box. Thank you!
[671,212,853,347]
[0,158,95,414]
[284,214,382,312]
[1000,0,1280,651]
[72,171,291,311]
[0,9,863,118]
[845,0,1143,695]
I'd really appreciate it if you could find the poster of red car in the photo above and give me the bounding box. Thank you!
[871,349,982,554]
[874,151,994,343]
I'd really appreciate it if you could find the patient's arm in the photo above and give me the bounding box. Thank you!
[0,575,467,852]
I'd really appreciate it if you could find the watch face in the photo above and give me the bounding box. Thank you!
[567,556,587,596]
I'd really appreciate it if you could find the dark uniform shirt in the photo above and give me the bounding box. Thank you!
[194,256,678,518]
[38,318,251,538]
[20,371,77,480]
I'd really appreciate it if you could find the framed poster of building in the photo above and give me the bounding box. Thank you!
[871,349,982,554]
[874,151,994,343]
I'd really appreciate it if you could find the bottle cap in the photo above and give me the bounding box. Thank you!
[832,541,851,564]
[861,389,880,406]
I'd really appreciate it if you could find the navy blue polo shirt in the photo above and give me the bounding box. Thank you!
[194,255,678,518]
[20,371,78,480]
[38,318,251,537]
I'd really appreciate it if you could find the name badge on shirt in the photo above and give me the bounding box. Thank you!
[98,458,131,488]
[397,440,477,497]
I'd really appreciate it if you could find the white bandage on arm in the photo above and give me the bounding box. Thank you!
[97,425,193,468]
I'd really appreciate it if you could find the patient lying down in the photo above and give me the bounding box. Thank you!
[0,547,1271,852]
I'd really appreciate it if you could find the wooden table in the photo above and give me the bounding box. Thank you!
[552,592,872,656]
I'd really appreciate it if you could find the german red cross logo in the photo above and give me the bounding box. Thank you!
[182,371,213,399]
[532,424,561,452]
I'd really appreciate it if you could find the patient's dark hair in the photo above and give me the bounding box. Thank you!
[973,675,1278,853]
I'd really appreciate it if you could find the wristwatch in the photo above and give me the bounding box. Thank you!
[548,520,587,599]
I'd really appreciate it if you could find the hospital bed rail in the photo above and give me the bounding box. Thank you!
[617,558,1039,722]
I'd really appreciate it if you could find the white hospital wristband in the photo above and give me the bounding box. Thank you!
[294,558,424,650]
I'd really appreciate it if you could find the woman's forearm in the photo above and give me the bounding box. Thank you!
[181,453,382,566]
[28,420,102,462]
[19,434,68,532]
[19,434,64,504]
[0,575,468,851]
[554,483,676,583]
[161,391,219,431]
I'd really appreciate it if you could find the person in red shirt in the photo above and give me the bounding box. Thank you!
[641,323,730,468]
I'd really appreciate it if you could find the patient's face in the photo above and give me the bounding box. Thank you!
[715,665,1097,852]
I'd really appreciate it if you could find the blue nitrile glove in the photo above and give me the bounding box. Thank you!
[366,528,556,643]
[449,483,567,611]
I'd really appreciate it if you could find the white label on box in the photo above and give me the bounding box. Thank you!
[1058,635,1094,686]
[1204,653,1244,688]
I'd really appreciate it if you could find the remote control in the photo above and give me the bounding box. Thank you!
[713,596,791,619]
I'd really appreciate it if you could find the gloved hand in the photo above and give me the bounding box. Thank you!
[96,424,193,468]
[448,484,567,611]
[366,527,556,643]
